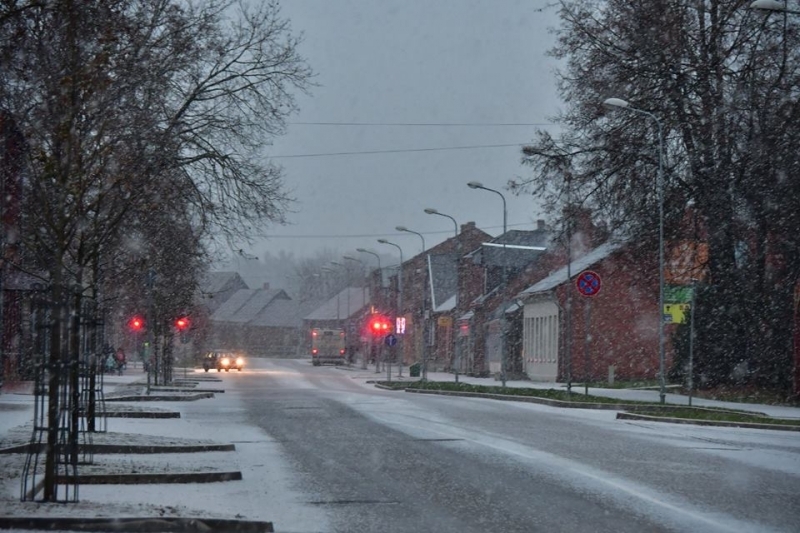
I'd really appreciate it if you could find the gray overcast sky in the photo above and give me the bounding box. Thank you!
[237,0,564,262]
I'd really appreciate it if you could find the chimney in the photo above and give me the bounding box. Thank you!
[263,282,270,291]
[460,221,476,234]
[537,219,546,231]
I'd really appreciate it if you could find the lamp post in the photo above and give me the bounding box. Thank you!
[378,238,404,379]
[424,208,459,238]
[467,181,506,235]
[357,249,383,371]
[344,255,368,368]
[331,261,351,363]
[604,96,667,404]
[467,180,509,386]
[397,226,428,381]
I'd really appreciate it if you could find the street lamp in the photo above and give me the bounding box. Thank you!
[344,255,368,368]
[749,0,800,14]
[356,248,382,285]
[604,96,667,404]
[378,238,404,380]
[424,208,459,238]
[396,226,428,380]
[468,180,510,386]
[467,181,507,235]
[395,226,426,252]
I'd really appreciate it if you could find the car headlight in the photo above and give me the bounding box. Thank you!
[236,357,244,366]
[221,357,230,366]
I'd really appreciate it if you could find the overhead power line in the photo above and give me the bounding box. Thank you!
[271,143,528,159]
[288,121,555,127]
[261,222,537,239]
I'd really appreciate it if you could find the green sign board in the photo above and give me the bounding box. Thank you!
[665,285,694,304]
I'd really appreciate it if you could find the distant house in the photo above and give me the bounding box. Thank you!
[199,271,249,314]
[304,287,371,355]
[453,222,552,376]
[209,286,292,356]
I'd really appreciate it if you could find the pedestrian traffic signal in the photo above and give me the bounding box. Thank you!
[129,316,144,332]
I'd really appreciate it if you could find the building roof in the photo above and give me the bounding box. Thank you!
[210,288,288,323]
[250,298,320,328]
[518,240,624,297]
[201,271,248,296]
[468,228,552,269]
[304,287,370,321]
[427,253,459,311]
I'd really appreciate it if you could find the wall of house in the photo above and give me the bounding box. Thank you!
[556,249,671,382]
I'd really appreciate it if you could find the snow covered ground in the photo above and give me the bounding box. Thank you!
[0,370,329,532]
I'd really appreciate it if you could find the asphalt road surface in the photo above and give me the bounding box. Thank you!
[222,359,800,533]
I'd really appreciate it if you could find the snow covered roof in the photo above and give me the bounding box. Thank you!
[428,253,459,310]
[518,240,625,297]
[249,298,317,328]
[304,287,370,321]
[210,288,288,323]
[201,271,248,296]
[434,294,456,313]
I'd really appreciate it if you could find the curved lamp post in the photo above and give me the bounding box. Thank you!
[604,96,667,404]
[344,255,368,368]
[396,226,428,380]
[467,181,507,235]
[378,238,404,379]
[424,208,459,238]
[467,180,509,386]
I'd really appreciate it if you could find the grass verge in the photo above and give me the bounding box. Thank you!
[375,380,800,425]
[626,407,800,426]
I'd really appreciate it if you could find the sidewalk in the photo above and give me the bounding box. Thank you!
[340,362,800,420]
[0,369,298,532]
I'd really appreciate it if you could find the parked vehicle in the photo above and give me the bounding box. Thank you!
[311,328,346,366]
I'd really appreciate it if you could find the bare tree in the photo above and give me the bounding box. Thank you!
[0,0,313,500]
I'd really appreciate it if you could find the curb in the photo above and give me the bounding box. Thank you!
[150,387,226,394]
[57,471,243,484]
[105,392,214,402]
[0,516,273,532]
[616,412,800,432]
[0,443,236,455]
[403,387,635,410]
[101,410,181,418]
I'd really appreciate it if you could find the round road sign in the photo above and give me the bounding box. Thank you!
[576,270,601,297]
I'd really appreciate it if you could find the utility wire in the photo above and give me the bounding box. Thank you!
[271,143,528,159]
[287,121,555,127]
[261,222,537,239]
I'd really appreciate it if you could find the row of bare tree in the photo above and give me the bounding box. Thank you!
[0,0,312,500]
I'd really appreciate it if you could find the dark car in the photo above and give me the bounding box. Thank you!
[202,350,244,372]
[202,352,218,372]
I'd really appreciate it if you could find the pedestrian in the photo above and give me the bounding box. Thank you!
[115,348,127,376]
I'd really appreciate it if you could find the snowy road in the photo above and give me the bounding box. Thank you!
[228,359,800,533]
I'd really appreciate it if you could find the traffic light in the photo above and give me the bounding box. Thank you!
[368,315,391,335]
[128,316,144,332]
[175,316,190,343]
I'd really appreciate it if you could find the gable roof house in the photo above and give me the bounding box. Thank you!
[517,239,673,382]
[209,286,296,356]
[453,221,553,377]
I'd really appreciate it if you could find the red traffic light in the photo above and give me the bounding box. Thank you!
[175,317,190,330]
[129,316,144,331]
[369,315,391,335]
